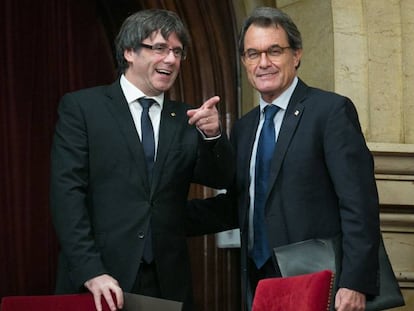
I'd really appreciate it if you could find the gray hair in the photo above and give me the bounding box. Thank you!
[238,7,302,55]
[115,9,191,74]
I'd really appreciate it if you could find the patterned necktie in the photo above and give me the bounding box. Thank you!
[138,97,155,263]
[251,104,280,269]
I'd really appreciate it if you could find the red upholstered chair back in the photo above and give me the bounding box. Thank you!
[252,270,334,311]
[0,293,111,311]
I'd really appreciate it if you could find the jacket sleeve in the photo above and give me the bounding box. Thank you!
[192,132,235,189]
[186,190,239,236]
[323,96,380,296]
[50,94,107,290]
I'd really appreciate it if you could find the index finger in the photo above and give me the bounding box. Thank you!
[200,96,220,110]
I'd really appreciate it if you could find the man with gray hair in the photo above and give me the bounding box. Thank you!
[188,6,380,311]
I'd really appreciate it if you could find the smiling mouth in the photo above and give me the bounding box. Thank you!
[257,72,276,78]
[156,69,172,76]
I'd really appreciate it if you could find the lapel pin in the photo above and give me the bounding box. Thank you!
[294,110,300,116]
[171,112,176,117]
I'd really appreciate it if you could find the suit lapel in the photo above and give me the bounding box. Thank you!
[266,79,308,197]
[103,80,149,190]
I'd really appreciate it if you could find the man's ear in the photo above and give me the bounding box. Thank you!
[293,48,303,69]
[241,56,247,67]
[123,48,135,62]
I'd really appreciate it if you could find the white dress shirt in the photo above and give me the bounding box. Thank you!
[248,76,299,250]
[120,74,164,160]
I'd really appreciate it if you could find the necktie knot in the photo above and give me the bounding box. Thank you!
[264,104,279,121]
[139,98,155,110]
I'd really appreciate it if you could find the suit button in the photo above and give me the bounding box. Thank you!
[138,232,145,239]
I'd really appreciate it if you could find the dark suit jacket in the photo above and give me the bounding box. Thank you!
[50,79,234,309]
[188,78,380,310]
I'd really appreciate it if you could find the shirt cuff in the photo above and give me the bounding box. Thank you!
[196,127,221,141]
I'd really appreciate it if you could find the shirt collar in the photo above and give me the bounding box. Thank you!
[259,76,298,112]
[120,74,164,107]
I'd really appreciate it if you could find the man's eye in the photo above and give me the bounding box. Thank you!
[173,48,183,56]
[247,51,259,59]
[153,45,167,52]
[269,47,283,56]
